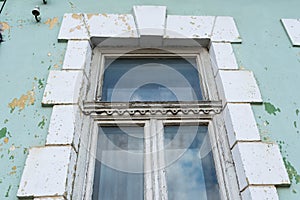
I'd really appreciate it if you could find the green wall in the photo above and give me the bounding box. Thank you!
[0,0,300,198]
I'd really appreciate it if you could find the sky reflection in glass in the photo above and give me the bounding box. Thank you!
[164,126,221,200]
[102,58,203,102]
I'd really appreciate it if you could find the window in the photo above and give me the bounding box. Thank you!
[92,122,220,200]
[84,48,226,200]
[101,57,203,102]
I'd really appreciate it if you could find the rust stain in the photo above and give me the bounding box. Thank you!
[3,137,9,144]
[72,14,82,20]
[87,14,98,20]
[10,171,16,175]
[8,90,35,112]
[54,64,60,68]
[118,15,127,23]
[9,168,16,175]
[44,17,59,30]
[0,22,10,31]
[69,25,82,33]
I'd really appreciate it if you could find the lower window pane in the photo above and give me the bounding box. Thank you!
[164,126,221,200]
[92,126,144,200]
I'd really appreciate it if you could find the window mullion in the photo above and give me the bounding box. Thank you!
[144,121,153,200]
[150,119,160,200]
[156,120,168,200]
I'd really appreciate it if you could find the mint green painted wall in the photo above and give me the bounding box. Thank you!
[0,0,300,198]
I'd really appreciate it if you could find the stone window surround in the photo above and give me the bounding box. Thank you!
[17,5,290,200]
[281,19,300,47]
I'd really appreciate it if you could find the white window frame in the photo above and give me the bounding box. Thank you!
[81,46,240,200]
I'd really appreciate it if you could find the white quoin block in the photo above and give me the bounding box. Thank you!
[216,70,262,103]
[34,197,65,200]
[209,42,238,76]
[46,105,82,151]
[165,15,215,39]
[18,146,77,199]
[232,142,290,191]
[281,19,300,46]
[62,40,92,76]
[211,16,242,43]
[241,186,279,200]
[42,70,84,105]
[223,103,261,148]
[58,13,89,41]
[133,5,166,36]
[84,13,139,38]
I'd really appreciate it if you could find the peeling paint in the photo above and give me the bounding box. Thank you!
[38,79,45,89]
[0,22,10,31]
[0,128,7,140]
[3,137,9,144]
[279,141,300,184]
[8,90,35,112]
[53,64,60,68]
[283,157,300,184]
[264,102,281,115]
[69,25,82,32]
[38,117,46,129]
[44,17,59,30]
[72,13,82,20]
[5,185,11,197]
[87,13,98,19]
[34,77,45,89]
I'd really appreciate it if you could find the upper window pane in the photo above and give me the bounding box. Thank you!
[101,57,203,102]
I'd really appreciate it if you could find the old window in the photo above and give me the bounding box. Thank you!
[100,57,203,102]
[83,47,232,200]
[92,122,220,200]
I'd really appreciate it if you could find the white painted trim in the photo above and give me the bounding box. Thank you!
[241,186,279,200]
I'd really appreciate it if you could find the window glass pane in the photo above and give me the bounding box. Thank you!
[102,58,203,102]
[164,126,220,200]
[92,126,144,200]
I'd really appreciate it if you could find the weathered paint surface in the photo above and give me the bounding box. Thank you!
[1,0,300,199]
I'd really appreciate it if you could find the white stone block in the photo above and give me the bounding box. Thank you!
[232,142,290,191]
[42,70,84,105]
[281,19,300,46]
[62,40,92,76]
[84,13,139,39]
[241,186,279,200]
[209,42,238,76]
[216,70,262,103]
[133,5,166,36]
[58,13,89,41]
[34,197,65,200]
[211,16,241,43]
[72,115,92,199]
[46,105,82,151]
[18,146,77,199]
[224,103,260,148]
[165,15,215,39]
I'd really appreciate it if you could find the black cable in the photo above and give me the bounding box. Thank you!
[0,0,7,14]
